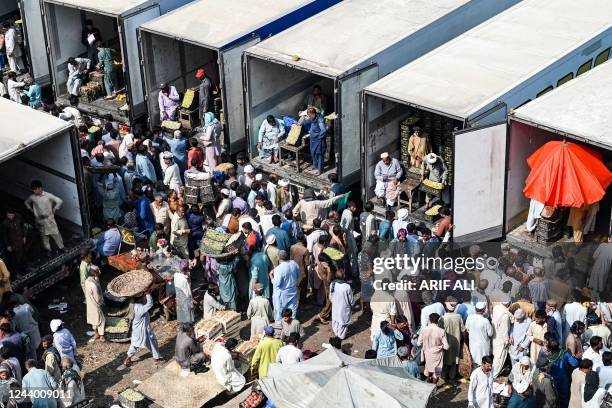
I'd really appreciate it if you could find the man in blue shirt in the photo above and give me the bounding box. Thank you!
[133,189,155,234]
[96,219,121,257]
[303,108,326,175]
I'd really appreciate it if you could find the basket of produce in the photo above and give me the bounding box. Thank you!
[200,229,231,256]
[118,388,147,408]
[422,178,444,190]
[161,120,181,131]
[105,316,131,342]
[108,270,153,298]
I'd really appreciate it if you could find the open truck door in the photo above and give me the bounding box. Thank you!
[221,37,259,153]
[122,5,161,122]
[452,121,507,243]
[19,0,50,85]
[338,65,378,185]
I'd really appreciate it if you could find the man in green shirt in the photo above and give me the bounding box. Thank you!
[251,326,282,378]
[79,249,92,298]
[96,41,115,99]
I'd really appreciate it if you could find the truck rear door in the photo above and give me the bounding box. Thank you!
[220,37,260,154]
[452,122,507,243]
[19,0,50,85]
[339,65,378,185]
[121,5,161,122]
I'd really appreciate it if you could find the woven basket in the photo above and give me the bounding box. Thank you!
[108,270,153,297]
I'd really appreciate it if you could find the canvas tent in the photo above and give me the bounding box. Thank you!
[258,348,435,408]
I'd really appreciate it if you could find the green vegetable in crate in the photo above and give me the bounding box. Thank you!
[105,317,129,334]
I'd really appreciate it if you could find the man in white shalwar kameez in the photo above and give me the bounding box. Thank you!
[4,23,24,73]
[588,238,612,301]
[174,262,194,325]
[468,355,494,408]
[210,339,246,394]
[125,293,162,366]
[420,291,445,330]
[526,310,547,365]
[509,308,531,365]
[465,302,493,367]
[562,298,586,345]
[330,274,354,340]
[491,298,512,378]
[24,180,64,252]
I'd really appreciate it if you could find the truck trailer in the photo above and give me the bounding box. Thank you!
[505,61,612,253]
[139,0,340,154]
[0,99,91,294]
[362,0,612,243]
[244,0,519,190]
[42,0,195,125]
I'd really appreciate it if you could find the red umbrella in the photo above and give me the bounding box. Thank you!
[523,141,612,208]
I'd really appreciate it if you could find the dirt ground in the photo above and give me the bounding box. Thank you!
[31,267,469,408]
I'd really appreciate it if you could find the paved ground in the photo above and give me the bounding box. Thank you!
[32,268,470,407]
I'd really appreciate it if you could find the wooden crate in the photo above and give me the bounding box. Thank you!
[180,108,199,130]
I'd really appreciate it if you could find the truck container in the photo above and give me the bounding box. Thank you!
[0,0,18,17]
[18,0,50,85]
[42,0,194,125]
[0,98,91,294]
[362,0,612,242]
[139,0,340,154]
[244,0,519,190]
[505,61,612,253]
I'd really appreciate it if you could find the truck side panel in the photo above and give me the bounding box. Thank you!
[20,0,50,85]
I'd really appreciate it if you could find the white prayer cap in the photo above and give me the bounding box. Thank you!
[475,301,486,311]
[173,130,182,139]
[142,139,152,147]
[50,319,63,333]
[266,234,276,245]
[278,180,289,187]
[515,380,529,394]
[445,302,457,312]
[162,151,173,160]
[425,153,437,164]
[520,356,531,366]
[501,295,511,305]
[220,188,230,196]
[244,165,254,173]
[397,346,409,357]
[397,208,409,221]
[380,152,389,160]
[514,308,526,319]
[255,173,263,181]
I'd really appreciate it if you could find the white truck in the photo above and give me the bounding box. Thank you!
[41,0,195,125]
[243,0,519,190]
[139,0,341,154]
[362,0,612,243]
[0,99,91,294]
[505,61,612,253]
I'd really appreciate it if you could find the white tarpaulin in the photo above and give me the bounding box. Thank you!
[259,348,434,408]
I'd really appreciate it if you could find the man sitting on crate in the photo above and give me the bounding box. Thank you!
[175,324,208,376]
[374,152,403,206]
[257,115,285,164]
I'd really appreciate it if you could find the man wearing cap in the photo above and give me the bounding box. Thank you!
[492,297,512,377]
[392,208,409,238]
[162,152,183,194]
[251,326,283,378]
[532,356,560,408]
[246,283,272,339]
[465,302,493,368]
[374,152,403,206]
[196,69,212,127]
[510,308,532,365]
[216,189,232,219]
[150,193,171,234]
[50,320,78,367]
[302,107,327,175]
[158,83,180,122]
[276,179,297,210]
[421,153,448,207]
[270,250,299,323]
[239,164,255,187]
[507,379,534,408]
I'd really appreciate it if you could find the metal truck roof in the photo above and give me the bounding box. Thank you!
[0,99,74,163]
[43,0,155,17]
[140,0,314,49]
[511,61,612,150]
[246,0,473,78]
[364,0,612,120]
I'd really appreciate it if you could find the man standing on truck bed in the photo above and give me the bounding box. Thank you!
[24,180,64,254]
[96,41,116,100]
[196,69,212,128]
